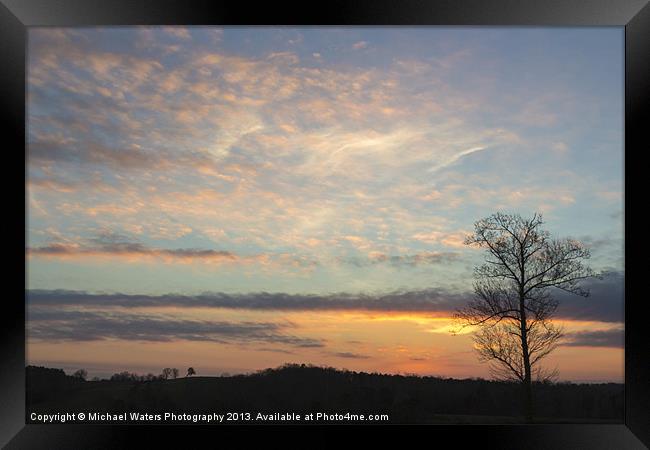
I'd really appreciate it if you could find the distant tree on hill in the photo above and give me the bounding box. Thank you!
[455,212,597,423]
[186,367,196,377]
[72,369,87,380]
[171,368,179,379]
[110,371,140,381]
[161,368,172,380]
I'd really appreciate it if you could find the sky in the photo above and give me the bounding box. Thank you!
[26,27,624,382]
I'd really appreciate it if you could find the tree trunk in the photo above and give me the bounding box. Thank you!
[522,375,533,423]
[520,335,534,422]
[519,288,534,423]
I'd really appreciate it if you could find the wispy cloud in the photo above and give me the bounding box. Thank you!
[428,146,487,173]
[27,236,239,265]
[28,138,158,169]
[341,251,461,267]
[27,235,460,269]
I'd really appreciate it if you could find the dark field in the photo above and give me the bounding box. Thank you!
[26,364,623,424]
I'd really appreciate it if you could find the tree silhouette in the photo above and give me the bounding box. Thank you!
[72,369,87,380]
[161,368,172,380]
[171,368,179,379]
[455,212,597,422]
[186,367,196,377]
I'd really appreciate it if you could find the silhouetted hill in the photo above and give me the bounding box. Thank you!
[26,366,85,405]
[26,364,623,423]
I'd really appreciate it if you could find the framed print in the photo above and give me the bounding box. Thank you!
[2,0,648,448]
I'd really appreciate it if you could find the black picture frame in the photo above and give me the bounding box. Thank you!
[2,0,647,447]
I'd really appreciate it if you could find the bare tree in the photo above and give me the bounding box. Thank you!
[171,368,179,379]
[72,369,87,381]
[186,367,196,377]
[161,368,172,380]
[455,212,596,422]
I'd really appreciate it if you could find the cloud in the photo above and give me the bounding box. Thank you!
[26,28,623,305]
[27,238,237,264]
[162,27,192,40]
[342,251,461,267]
[267,51,299,65]
[552,141,569,154]
[28,177,79,193]
[27,271,624,322]
[27,309,323,348]
[577,235,622,253]
[27,288,469,313]
[428,146,488,173]
[27,232,323,269]
[412,231,471,248]
[352,41,368,50]
[554,272,624,323]
[258,348,295,355]
[560,328,624,348]
[329,351,370,359]
[28,138,159,170]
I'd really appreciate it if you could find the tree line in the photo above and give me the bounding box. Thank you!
[69,367,196,382]
[26,363,623,422]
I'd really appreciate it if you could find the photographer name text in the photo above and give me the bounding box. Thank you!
[30,411,389,423]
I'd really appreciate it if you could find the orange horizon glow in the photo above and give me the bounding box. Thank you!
[26,308,624,382]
